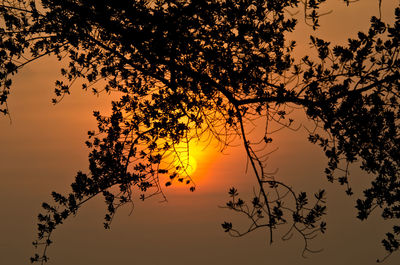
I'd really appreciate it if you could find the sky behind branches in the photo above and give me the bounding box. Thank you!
[1,1,400,264]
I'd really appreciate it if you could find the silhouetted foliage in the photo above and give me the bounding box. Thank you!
[0,0,399,263]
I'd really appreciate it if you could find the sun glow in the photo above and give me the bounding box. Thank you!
[173,153,198,176]
[163,137,219,188]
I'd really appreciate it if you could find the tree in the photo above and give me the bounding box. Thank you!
[0,0,399,263]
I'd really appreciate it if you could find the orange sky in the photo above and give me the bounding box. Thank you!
[1,1,400,265]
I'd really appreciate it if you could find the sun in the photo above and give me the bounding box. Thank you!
[170,139,199,177]
[166,139,205,183]
[173,154,198,176]
[161,134,220,188]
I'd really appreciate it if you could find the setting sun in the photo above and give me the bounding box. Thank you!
[163,136,220,188]
[173,154,198,177]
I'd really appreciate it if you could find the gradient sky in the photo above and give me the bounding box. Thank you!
[1,1,400,265]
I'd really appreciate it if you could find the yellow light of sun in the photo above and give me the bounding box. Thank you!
[173,154,198,177]
[164,135,220,187]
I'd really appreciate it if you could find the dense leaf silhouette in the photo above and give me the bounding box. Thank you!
[0,0,399,263]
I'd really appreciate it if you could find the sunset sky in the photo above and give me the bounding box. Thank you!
[1,1,400,265]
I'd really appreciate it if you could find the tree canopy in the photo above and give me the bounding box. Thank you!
[0,0,399,263]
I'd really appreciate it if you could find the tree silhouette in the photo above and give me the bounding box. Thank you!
[0,0,399,263]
